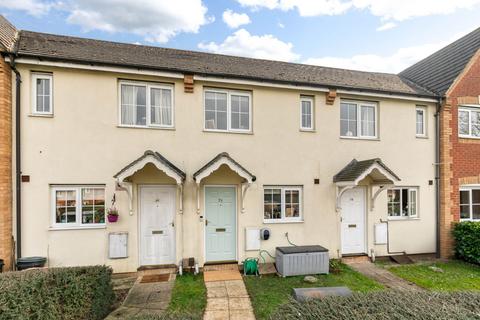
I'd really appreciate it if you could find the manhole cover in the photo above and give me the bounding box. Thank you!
[140,274,170,283]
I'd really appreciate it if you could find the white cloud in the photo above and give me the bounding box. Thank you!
[222,9,251,29]
[198,28,299,62]
[376,22,396,31]
[277,22,285,28]
[0,0,54,16]
[304,42,447,73]
[237,0,480,21]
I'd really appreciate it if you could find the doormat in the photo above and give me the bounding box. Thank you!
[204,270,242,282]
[140,273,170,283]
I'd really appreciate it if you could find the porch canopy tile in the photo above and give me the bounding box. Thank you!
[193,152,256,184]
[114,150,186,184]
[334,158,400,211]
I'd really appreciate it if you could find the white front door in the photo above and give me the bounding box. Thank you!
[139,186,175,266]
[341,187,366,255]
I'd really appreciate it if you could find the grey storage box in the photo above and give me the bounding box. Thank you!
[276,245,329,277]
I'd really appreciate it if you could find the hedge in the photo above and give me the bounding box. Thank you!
[453,221,480,265]
[272,291,480,320]
[0,265,115,320]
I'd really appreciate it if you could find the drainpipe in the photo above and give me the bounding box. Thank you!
[434,99,442,259]
[8,54,22,260]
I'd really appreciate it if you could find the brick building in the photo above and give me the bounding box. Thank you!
[401,28,480,257]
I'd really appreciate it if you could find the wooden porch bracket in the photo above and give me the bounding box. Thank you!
[326,88,337,105]
[184,74,194,93]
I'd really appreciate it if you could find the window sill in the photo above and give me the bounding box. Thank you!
[203,129,253,135]
[263,220,304,224]
[387,217,420,221]
[300,128,316,133]
[340,136,379,141]
[416,135,429,139]
[117,125,175,130]
[49,225,106,231]
[29,113,54,118]
[459,135,480,140]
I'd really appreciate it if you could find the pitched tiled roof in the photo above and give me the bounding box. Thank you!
[193,152,256,181]
[400,27,480,96]
[0,15,17,52]
[15,30,436,98]
[333,158,400,183]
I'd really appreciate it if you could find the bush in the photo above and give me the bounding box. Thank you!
[272,291,480,320]
[453,221,480,265]
[0,265,115,320]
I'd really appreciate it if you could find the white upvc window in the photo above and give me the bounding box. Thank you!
[387,187,418,219]
[460,186,480,221]
[119,81,174,128]
[32,73,53,115]
[204,88,252,133]
[300,96,314,130]
[459,106,480,138]
[51,186,106,229]
[416,106,427,137]
[263,186,303,223]
[340,100,378,139]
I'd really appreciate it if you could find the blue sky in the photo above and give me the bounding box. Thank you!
[1,0,480,73]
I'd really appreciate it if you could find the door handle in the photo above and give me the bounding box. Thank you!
[170,221,175,227]
[205,219,208,226]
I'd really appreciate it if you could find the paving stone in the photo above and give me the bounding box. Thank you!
[228,297,252,310]
[207,285,228,298]
[204,310,230,320]
[105,306,141,319]
[206,297,229,311]
[206,281,226,288]
[230,309,256,320]
[293,287,352,301]
[225,281,249,297]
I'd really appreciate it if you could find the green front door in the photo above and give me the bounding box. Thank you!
[205,186,236,262]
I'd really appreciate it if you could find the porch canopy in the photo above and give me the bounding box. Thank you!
[114,150,186,214]
[193,152,256,213]
[333,158,400,210]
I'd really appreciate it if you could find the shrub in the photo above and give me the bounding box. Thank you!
[272,291,480,320]
[453,221,480,265]
[0,265,115,320]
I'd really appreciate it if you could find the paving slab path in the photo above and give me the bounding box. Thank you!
[345,261,424,291]
[106,273,176,319]
[204,269,255,320]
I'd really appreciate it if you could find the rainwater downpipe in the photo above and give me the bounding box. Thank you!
[434,99,442,259]
[8,54,22,259]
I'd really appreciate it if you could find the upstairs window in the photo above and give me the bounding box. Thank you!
[416,106,427,137]
[460,187,480,221]
[52,186,106,229]
[264,186,302,223]
[204,89,251,132]
[300,96,314,130]
[32,73,53,115]
[120,81,174,128]
[387,187,418,218]
[340,101,377,138]
[459,106,480,138]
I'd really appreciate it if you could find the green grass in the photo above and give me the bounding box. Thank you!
[166,273,207,319]
[387,260,480,291]
[243,262,383,320]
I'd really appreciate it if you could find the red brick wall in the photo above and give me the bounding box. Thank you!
[440,52,480,257]
[0,56,12,270]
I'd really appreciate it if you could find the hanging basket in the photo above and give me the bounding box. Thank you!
[107,214,119,223]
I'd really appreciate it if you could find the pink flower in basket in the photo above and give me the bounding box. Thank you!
[107,208,119,223]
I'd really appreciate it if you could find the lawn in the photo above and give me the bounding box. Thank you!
[243,262,383,320]
[167,273,207,319]
[387,260,480,291]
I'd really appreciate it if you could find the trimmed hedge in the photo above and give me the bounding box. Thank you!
[0,265,115,320]
[272,291,480,320]
[453,221,480,265]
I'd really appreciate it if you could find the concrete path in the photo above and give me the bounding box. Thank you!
[204,279,255,320]
[346,261,423,291]
[106,273,176,319]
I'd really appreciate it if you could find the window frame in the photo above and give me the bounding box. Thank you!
[340,100,378,139]
[460,186,480,221]
[51,185,106,230]
[31,73,53,116]
[263,186,303,223]
[458,105,480,139]
[118,80,175,129]
[416,106,427,137]
[387,187,419,220]
[203,88,252,133]
[300,96,314,131]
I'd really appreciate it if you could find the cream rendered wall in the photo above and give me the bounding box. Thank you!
[18,64,437,272]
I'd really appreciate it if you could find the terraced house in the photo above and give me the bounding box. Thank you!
[1,16,478,273]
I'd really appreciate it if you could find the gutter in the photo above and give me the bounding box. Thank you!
[434,99,442,258]
[7,53,22,260]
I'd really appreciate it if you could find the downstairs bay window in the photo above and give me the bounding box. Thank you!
[460,187,480,221]
[387,187,418,218]
[264,186,302,223]
[51,186,106,229]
